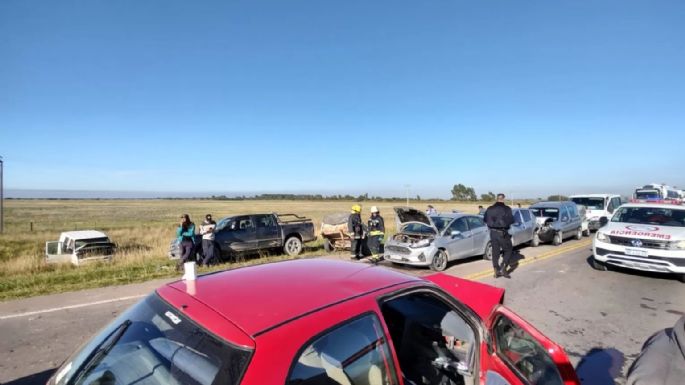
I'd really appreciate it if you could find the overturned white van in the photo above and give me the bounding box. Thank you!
[45,230,116,265]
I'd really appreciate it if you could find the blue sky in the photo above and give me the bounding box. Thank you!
[1,0,684,198]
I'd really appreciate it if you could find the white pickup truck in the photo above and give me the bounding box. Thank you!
[45,230,116,265]
[570,194,623,235]
[591,202,685,282]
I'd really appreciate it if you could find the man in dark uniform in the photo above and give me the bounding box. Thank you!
[484,193,515,278]
[348,204,365,260]
[366,206,385,263]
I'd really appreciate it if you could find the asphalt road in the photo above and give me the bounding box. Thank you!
[1,238,683,385]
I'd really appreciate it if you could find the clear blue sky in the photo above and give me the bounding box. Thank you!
[1,0,684,198]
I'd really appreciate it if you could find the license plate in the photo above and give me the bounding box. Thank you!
[625,248,648,257]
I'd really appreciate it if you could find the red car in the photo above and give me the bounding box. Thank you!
[48,259,579,385]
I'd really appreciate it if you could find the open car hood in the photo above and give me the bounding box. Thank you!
[394,207,432,226]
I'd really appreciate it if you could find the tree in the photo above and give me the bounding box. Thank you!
[451,184,477,201]
[480,191,496,201]
[547,195,569,201]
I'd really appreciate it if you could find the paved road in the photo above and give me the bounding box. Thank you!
[1,238,683,385]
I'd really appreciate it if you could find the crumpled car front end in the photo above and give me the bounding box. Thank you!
[384,232,438,266]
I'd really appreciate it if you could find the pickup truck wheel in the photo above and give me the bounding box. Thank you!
[553,231,563,246]
[530,232,540,247]
[483,242,493,261]
[284,236,303,256]
[590,257,607,271]
[430,250,448,271]
[575,227,583,240]
[323,239,334,253]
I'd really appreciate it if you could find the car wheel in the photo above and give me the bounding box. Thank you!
[590,257,607,271]
[483,242,493,261]
[575,227,583,240]
[553,231,563,246]
[284,236,303,256]
[582,229,591,237]
[323,239,334,253]
[530,232,540,247]
[430,250,448,271]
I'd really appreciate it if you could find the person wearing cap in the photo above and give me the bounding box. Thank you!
[367,206,385,262]
[348,204,366,260]
[199,214,217,266]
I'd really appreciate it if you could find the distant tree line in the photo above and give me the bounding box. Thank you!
[208,193,448,202]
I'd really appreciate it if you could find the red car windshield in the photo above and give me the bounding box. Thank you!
[51,294,252,385]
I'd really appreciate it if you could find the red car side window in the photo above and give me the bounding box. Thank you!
[492,316,563,385]
[286,314,398,385]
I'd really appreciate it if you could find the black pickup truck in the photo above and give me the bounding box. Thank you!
[169,213,316,261]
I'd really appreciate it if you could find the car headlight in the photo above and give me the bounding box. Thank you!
[670,240,685,250]
[411,239,432,248]
[596,232,608,241]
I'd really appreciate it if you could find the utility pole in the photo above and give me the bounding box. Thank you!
[0,156,3,233]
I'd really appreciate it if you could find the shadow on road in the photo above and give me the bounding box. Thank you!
[584,255,682,283]
[576,347,625,385]
[4,369,55,385]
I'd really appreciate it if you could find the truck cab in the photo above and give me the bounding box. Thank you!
[570,194,623,234]
[45,230,116,265]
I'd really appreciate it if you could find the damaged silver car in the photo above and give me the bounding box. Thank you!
[384,207,491,271]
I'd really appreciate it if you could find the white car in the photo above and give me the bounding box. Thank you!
[570,194,623,235]
[591,202,685,282]
[45,230,116,265]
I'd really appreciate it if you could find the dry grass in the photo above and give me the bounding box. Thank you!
[0,199,482,300]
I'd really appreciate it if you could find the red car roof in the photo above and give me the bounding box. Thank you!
[159,259,420,339]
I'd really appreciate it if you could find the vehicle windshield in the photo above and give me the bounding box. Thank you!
[611,207,685,227]
[430,216,452,233]
[215,217,234,231]
[400,222,436,235]
[635,189,661,200]
[530,208,559,219]
[52,294,251,385]
[571,197,605,210]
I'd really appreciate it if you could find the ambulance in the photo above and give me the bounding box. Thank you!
[591,200,685,282]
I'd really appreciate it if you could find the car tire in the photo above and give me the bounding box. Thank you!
[553,231,563,246]
[575,227,583,240]
[323,239,334,253]
[284,236,303,256]
[483,242,493,261]
[530,232,540,247]
[582,229,591,237]
[590,257,608,271]
[430,250,448,271]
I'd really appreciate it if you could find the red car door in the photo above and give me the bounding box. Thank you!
[484,306,580,385]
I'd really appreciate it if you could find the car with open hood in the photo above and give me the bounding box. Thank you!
[592,201,685,282]
[47,259,580,385]
[529,201,583,246]
[384,207,491,271]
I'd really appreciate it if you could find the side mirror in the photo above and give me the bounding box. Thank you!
[450,230,462,238]
[599,216,609,227]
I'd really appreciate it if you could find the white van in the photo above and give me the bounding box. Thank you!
[570,194,623,235]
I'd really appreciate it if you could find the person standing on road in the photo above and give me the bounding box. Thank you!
[176,214,196,270]
[367,206,385,262]
[199,214,216,266]
[426,205,438,215]
[348,204,366,260]
[484,194,515,278]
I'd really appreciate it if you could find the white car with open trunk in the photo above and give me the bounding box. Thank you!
[591,202,685,282]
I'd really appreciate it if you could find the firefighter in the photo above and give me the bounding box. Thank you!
[367,206,385,262]
[348,204,366,260]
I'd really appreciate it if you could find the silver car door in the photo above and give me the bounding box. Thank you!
[466,216,488,255]
[509,210,523,246]
[443,217,473,260]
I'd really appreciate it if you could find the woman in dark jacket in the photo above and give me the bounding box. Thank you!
[176,214,196,267]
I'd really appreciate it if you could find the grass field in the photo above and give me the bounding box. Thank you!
[0,199,482,300]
